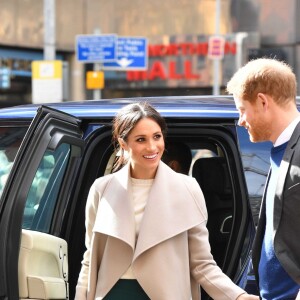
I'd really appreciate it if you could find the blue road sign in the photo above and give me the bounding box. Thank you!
[103,36,148,70]
[76,34,117,62]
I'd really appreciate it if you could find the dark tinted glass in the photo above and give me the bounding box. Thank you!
[0,126,28,198]
[22,143,71,232]
[236,126,272,224]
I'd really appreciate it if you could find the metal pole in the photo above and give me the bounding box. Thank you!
[43,0,56,60]
[93,28,102,100]
[213,0,221,95]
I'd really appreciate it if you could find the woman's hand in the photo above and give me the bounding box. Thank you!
[237,293,260,300]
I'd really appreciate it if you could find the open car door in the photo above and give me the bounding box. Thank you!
[0,106,84,300]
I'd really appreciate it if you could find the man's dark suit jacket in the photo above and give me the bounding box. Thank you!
[252,121,300,287]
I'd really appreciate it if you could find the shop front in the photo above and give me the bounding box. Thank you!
[97,33,259,99]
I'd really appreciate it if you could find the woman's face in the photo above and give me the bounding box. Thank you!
[119,117,165,179]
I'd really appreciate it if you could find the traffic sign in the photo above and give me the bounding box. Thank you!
[103,36,148,70]
[76,34,117,62]
[208,36,225,60]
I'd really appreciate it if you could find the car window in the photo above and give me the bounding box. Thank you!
[0,126,28,198]
[22,143,70,232]
[236,126,272,224]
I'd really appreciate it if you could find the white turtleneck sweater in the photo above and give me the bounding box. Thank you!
[121,177,153,279]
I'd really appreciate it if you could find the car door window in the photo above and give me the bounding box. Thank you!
[236,126,272,224]
[22,143,70,232]
[0,127,28,198]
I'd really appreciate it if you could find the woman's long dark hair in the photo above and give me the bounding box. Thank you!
[111,101,167,172]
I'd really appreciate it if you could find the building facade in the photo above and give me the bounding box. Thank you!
[0,0,299,106]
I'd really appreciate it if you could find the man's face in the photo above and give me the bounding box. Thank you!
[234,96,271,142]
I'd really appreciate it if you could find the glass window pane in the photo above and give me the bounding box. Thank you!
[0,127,28,198]
[237,126,272,224]
[22,143,71,232]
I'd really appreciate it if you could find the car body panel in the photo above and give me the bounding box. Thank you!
[0,96,240,120]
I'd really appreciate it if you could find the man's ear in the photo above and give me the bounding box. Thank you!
[118,138,128,151]
[257,93,269,111]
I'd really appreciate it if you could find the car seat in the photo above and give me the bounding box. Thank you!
[192,156,233,267]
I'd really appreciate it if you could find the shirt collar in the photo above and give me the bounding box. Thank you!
[274,115,300,146]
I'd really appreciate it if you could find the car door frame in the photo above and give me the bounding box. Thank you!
[165,120,255,282]
[0,106,84,300]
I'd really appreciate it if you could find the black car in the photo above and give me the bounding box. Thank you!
[0,96,273,299]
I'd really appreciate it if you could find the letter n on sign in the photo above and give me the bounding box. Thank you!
[208,36,225,60]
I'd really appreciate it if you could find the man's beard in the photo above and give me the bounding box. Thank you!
[248,119,271,143]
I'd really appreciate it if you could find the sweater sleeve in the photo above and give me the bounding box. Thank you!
[188,178,246,300]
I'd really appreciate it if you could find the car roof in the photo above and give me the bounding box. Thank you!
[0,96,239,121]
[1,95,300,121]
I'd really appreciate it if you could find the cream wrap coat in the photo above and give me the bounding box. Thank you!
[75,161,245,300]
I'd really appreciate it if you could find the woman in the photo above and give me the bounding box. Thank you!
[75,102,259,300]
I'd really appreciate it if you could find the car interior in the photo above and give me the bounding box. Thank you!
[18,229,68,300]
[192,155,233,266]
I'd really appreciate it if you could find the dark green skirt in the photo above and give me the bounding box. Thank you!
[103,279,150,300]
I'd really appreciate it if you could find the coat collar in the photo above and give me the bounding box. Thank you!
[93,163,136,250]
[134,161,204,260]
[93,161,205,259]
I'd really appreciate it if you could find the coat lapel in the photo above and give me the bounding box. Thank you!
[93,164,136,250]
[91,161,206,268]
[274,122,300,230]
[133,161,205,260]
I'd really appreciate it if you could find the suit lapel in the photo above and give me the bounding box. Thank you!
[133,161,205,260]
[93,164,136,250]
[274,122,300,230]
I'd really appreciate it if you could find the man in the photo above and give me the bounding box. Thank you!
[227,58,300,300]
